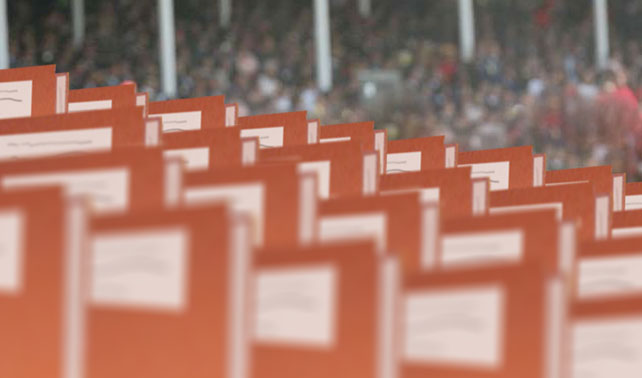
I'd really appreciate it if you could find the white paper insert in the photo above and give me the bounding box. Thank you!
[254,265,337,347]
[90,228,188,311]
[490,202,563,221]
[0,210,24,293]
[163,147,210,171]
[403,285,505,367]
[298,160,331,199]
[184,183,265,245]
[386,151,422,174]
[3,168,129,213]
[0,80,32,119]
[441,230,524,267]
[460,161,510,191]
[382,187,440,204]
[240,127,284,149]
[153,111,202,132]
[0,127,112,161]
[318,212,387,254]
[572,316,642,378]
[578,255,642,298]
[625,194,642,211]
[612,226,642,238]
[320,136,351,143]
[68,100,113,112]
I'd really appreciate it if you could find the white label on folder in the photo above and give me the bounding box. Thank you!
[572,316,642,378]
[0,80,32,119]
[460,161,510,191]
[298,160,330,199]
[56,75,67,114]
[90,228,188,311]
[612,226,642,238]
[318,212,387,254]
[153,111,202,132]
[0,127,112,161]
[445,146,456,168]
[254,265,337,347]
[403,285,505,367]
[441,230,523,267]
[382,187,440,205]
[613,176,624,211]
[68,100,113,112]
[0,210,24,293]
[225,105,236,127]
[578,255,642,298]
[240,127,284,149]
[545,180,590,187]
[489,202,563,221]
[184,183,265,245]
[533,155,544,186]
[625,194,642,211]
[163,147,209,171]
[386,151,421,174]
[320,136,351,144]
[3,168,129,213]
[136,94,146,107]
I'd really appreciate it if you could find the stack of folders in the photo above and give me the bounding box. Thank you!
[1,65,641,378]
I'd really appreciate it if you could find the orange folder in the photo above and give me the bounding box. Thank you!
[68,83,137,112]
[148,95,226,131]
[489,183,607,242]
[251,241,397,378]
[160,128,259,170]
[258,140,378,198]
[386,136,446,173]
[238,111,310,148]
[401,264,564,378]
[0,148,167,214]
[458,146,534,191]
[379,166,486,219]
[182,163,316,247]
[0,107,149,161]
[84,205,250,378]
[545,166,624,211]
[319,121,374,148]
[317,192,424,274]
[0,65,57,118]
[440,210,561,273]
[0,188,66,378]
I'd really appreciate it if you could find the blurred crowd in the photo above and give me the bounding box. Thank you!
[9,0,642,178]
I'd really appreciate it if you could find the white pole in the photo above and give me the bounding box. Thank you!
[358,0,371,18]
[220,0,231,28]
[458,0,475,63]
[71,0,85,47]
[314,0,332,92]
[0,0,8,69]
[593,0,609,69]
[158,0,177,97]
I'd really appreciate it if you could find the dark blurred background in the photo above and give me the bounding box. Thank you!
[10,0,642,178]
